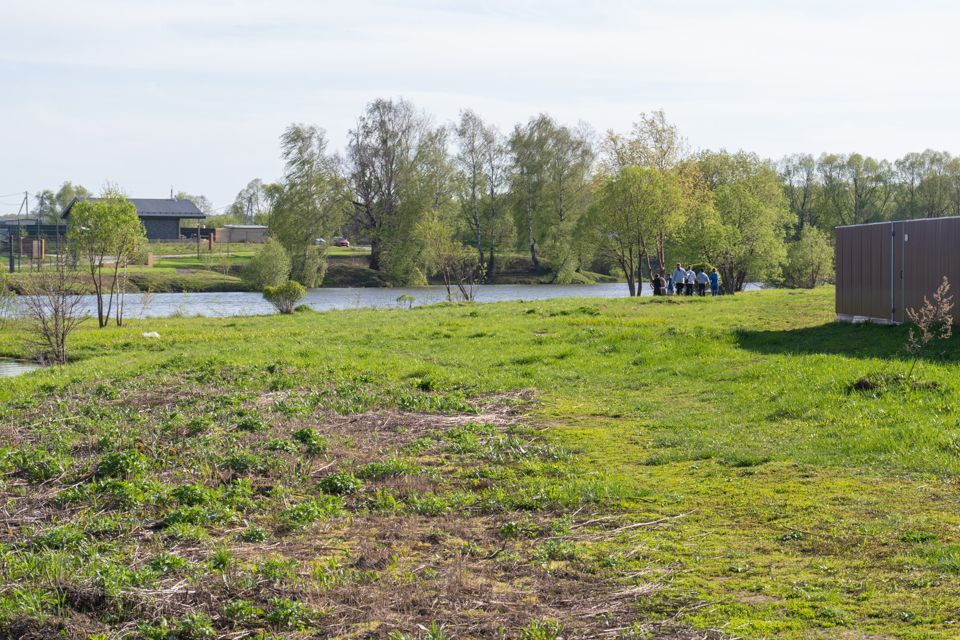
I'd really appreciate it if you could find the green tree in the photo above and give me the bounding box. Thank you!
[778,153,820,235]
[509,115,552,272]
[270,124,351,287]
[602,109,686,175]
[66,193,146,327]
[782,226,834,289]
[584,166,683,296]
[817,153,892,227]
[602,111,691,274]
[54,181,92,212]
[541,122,594,282]
[33,190,59,224]
[174,191,213,215]
[509,115,593,282]
[417,211,479,301]
[689,151,793,293]
[349,98,443,284]
[229,178,274,223]
[242,238,291,290]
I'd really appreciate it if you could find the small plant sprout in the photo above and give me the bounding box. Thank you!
[905,276,954,379]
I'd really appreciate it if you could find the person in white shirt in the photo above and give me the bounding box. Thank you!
[685,268,695,296]
[696,269,709,296]
[672,263,687,295]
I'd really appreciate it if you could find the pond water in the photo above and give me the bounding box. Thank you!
[0,359,40,378]
[65,282,762,318]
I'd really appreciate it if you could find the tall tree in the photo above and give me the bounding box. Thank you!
[509,115,552,272]
[453,110,515,280]
[778,153,820,234]
[229,179,274,223]
[33,190,59,224]
[602,110,687,272]
[269,124,351,287]
[584,166,683,296]
[691,151,793,293]
[602,109,686,174]
[174,191,214,215]
[66,191,146,327]
[455,110,491,268]
[541,121,594,281]
[817,153,892,226]
[348,98,437,283]
[54,181,92,212]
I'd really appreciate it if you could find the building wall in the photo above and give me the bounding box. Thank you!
[142,217,181,241]
[836,217,960,324]
[216,227,267,243]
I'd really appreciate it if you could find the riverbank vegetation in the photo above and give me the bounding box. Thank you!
[18,105,960,295]
[0,288,958,638]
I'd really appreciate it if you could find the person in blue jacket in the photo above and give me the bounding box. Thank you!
[709,268,721,296]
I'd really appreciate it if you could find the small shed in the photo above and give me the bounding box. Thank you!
[62,197,206,241]
[216,225,268,243]
[835,217,960,324]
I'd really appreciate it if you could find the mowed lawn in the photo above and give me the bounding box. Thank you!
[1,287,958,639]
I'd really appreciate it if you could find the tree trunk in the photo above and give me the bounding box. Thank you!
[472,194,483,269]
[487,247,495,281]
[369,237,381,271]
[526,189,540,272]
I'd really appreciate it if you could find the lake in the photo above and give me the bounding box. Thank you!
[66,282,761,318]
[0,359,41,378]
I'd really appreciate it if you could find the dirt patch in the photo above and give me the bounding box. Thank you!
[0,378,715,639]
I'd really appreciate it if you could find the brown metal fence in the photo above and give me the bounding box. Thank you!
[836,217,960,324]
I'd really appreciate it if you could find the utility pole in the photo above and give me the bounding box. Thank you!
[35,192,43,271]
[247,195,253,224]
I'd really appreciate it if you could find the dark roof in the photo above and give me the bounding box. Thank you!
[62,197,205,220]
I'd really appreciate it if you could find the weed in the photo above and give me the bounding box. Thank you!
[318,471,363,495]
[292,427,328,454]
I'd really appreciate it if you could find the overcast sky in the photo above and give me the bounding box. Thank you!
[1,0,958,213]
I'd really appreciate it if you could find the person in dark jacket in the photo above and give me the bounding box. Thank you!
[652,273,663,296]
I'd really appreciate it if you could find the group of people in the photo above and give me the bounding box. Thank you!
[650,264,722,296]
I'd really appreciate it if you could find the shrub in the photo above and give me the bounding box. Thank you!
[279,496,342,530]
[317,471,363,496]
[263,280,306,314]
[174,611,216,639]
[292,428,327,455]
[242,238,291,289]
[96,450,148,479]
[906,276,954,378]
[265,597,313,630]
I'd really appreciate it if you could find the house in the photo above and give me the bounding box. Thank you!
[62,197,206,241]
[835,216,960,324]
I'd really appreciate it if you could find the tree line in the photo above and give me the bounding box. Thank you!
[32,99,960,294]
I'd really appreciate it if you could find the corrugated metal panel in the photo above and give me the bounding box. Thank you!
[840,217,960,324]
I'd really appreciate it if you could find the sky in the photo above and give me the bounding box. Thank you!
[2,0,959,213]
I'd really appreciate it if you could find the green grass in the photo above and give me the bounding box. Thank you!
[1,288,958,638]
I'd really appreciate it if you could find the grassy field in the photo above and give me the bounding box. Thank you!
[4,267,251,294]
[0,288,958,639]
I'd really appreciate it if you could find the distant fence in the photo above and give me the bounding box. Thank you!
[1,224,69,257]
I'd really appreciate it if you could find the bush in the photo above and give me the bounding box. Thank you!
[242,238,291,290]
[263,280,306,314]
[299,244,327,288]
[783,227,833,288]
